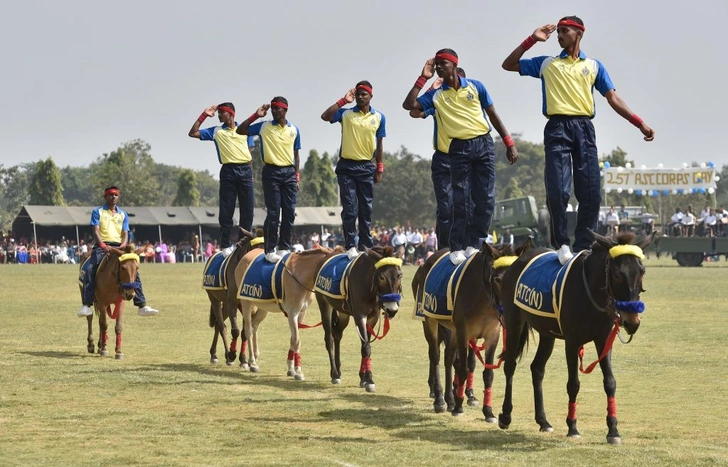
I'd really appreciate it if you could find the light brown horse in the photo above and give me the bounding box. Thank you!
[204,228,261,365]
[315,246,403,393]
[234,247,338,380]
[413,240,531,418]
[79,245,143,359]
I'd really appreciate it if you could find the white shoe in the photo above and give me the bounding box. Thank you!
[347,247,360,260]
[265,251,282,263]
[221,245,236,257]
[464,246,479,258]
[449,250,466,265]
[77,305,92,317]
[557,245,573,265]
[138,305,159,316]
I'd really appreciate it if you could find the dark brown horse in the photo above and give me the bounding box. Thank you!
[79,245,143,359]
[204,228,261,365]
[315,246,403,393]
[498,231,655,444]
[413,241,530,419]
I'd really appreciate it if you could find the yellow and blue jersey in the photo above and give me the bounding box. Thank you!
[199,123,255,164]
[422,107,451,154]
[247,120,301,167]
[90,205,129,244]
[417,77,493,144]
[331,106,386,162]
[519,50,615,117]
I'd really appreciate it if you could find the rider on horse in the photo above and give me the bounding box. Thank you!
[77,185,159,318]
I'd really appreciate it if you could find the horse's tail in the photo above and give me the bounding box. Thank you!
[514,321,532,362]
[437,324,452,346]
[208,304,215,328]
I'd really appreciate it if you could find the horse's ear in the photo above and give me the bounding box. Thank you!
[479,242,497,261]
[365,247,383,262]
[108,247,124,256]
[589,228,614,251]
[635,231,657,251]
[134,246,144,256]
[515,237,533,256]
[239,227,254,239]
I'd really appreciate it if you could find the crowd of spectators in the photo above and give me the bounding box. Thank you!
[667,204,727,237]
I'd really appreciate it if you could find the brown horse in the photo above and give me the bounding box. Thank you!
[315,246,403,393]
[234,247,337,380]
[413,241,530,418]
[204,228,261,365]
[79,245,143,359]
[498,231,655,444]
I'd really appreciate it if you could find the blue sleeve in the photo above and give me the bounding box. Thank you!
[376,113,386,138]
[422,107,435,118]
[417,90,436,114]
[294,126,301,151]
[121,210,130,232]
[90,208,100,226]
[331,108,346,124]
[594,60,615,96]
[469,79,493,109]
[247,122,263,136]
[198,126,216,141]
[519,56,548,78]
[247,135,255,148]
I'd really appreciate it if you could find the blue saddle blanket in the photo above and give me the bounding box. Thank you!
[314,254,354,299]
[238,252,290,302]
[202,251,234,290]
[514,251,583,317]
[420,254,475,320]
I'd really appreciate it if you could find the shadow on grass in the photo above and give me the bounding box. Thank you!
[20,351,85,359]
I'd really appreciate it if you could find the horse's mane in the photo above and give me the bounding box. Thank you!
[492,243,515,256]
[124,244,136,253]
[370,245,394,257]
[298,247,334,256]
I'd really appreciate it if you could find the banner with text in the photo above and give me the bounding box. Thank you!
[603,167,717,191]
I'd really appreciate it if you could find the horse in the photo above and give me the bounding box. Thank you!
[234,247,338,380]
[498,231,655,444]
[203,228,261,366]
[413,241,530,418]
[315,246,403,393]
[78,245,144,359]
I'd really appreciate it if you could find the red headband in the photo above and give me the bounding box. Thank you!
[356,84,373,95]
[271,101,288,110]
[218,105,236,116]
[557,19,585,31]
[434,53,459,65]
[105,188,119,196]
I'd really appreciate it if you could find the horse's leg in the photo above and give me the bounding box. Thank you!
[248,306,268,371]
[424,320,446,413]
[208,300,222,364]
[319,298,339,384]
[114,298,124,360]
[532,334,556,432]
[596,338,621,444]
[235,306,249,368]
[286,309,304,381]
[86,314,94,354]
[98,304,109,356]
[241,302,255,371]
[564,340,582,439]
[443,331,456,413]
[226,297,240,364]
[219,297,235,365]
[498,312,526,430]
[451,328,469,416]
[466,346,479,408]
[355,316,375,393]
[482,342,498,423]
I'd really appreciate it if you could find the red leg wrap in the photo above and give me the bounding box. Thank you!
[466,372,474,390]
[607,396,617,418]
[360,356,372,373]
[102,332,109,345]
[456,383,465,399]
[453,374,460,387]
[116,333,122,350]
[287,350,295,361]
[294,352,302,367]
[230,339,237,352]
[568,402,578,420]
[483,388,492,407]
[241,341,247,354]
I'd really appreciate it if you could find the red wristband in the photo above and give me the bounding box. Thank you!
[248,113,259,124]
[503,135,515,148]
[197,112,208,123]
[336,98,347,108]
[628,114,644,127]
[521,35,537,51]
[414,76,427,89]
[376,162,384,174]
[99,242,107,249]
[295,172,300,183]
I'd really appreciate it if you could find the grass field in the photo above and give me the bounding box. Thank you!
[1,257,727,466]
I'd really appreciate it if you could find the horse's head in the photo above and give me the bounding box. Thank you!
[591,230,656,335]
[479,239,533,309]
[231,227,263,261]
[364,246,403,318]
[110,245,142,301]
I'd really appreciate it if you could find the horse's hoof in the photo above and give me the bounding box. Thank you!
[359,381,367,388]
[484,416,498,424]
[365,383,376,393]
[331,378,341,385]
[287,370,296,377]
[607,436,622,445]
[451,411,464,417]
[434,403,447,414]
[567,433,581,439]
[498,421,510,430]
[249,365,260,373]
[115,353,124,360]
[87,345,95,354]
[99,349,108,357]
[540,426,554,433]
[210,357,218,364]
[467,397,479,408]
[240,363,250,371]
[294,373,305,381]
[225,359,233,366]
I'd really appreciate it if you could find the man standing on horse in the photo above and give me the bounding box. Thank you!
[188,102,256,251]
[502,16,655,264]
[237,96,301,263]
[78,186,159,317]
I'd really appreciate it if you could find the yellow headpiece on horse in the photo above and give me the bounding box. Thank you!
[250,237,264,246]
[493,256,518,269]
[375,257,403,269]
[118,253,140,263]
[608,245,645,260]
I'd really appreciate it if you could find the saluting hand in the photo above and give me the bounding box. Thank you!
[640,123,655,142]
[203,105,217,117]
[533,24,557,42]
[344,88,356,104]
[421,58,435,80]
[257,104,270,118]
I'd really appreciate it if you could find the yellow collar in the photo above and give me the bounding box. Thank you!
[118,253,140,263]
[608,245,645,260]
[375,257,402,269]
[493,256,518,269]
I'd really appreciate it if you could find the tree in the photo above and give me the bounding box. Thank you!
[0,163,34,230]
[299,149,337,207]
[29,157,65,206]
[173,169,200,206]
[89,139,160,206]
[494,135,547,206]
[61,165,94,206]
[502,177,524,200]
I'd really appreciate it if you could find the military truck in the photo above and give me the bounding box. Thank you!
[490,196,562,247]
[654,236,728,266]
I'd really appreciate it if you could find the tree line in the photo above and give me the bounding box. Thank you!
[1,137,726,231]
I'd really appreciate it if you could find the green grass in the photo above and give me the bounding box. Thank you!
[1,257,727,466]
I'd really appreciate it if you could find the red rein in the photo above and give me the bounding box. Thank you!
[578,318,620,374]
